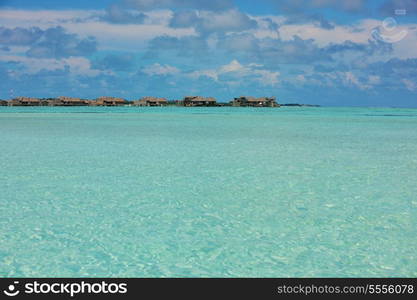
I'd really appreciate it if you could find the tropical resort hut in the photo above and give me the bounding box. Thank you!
[94,96,128,106]
[181,96,217,107]
[0,99,7,106]
[231,96,279,107]
[8,97,41,106]
[133,97,168,106]
[45,98,63,106]
[52,96,89,106]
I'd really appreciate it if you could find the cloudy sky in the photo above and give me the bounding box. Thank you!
[0,0,417,107]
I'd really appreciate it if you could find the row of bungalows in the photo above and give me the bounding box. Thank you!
[3,95,280,107]
[131,96,216,107]
[8,97,91,106]
[231,96,279,107]
[132,97,168,106]
[8,97,43,106]
[6,96,129,106]
[52,96,89,106]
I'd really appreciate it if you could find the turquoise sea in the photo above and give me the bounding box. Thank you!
[0,106,416,277]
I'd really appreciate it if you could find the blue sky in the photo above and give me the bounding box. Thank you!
[1,0,417,107]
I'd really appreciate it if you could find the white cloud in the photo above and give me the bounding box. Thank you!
[279,21,375,46]
[253,16,415,55]
[294,69,384,90]
[368,75,381,85]
[219,59,244,73]
[66,22,195,51]
[0,54,103,76]
[142,63,180,76]
[2,8,416,59]
[196,9,256,34]
[0,9,195,51]
[189,59,280,86]
[189,69,219,81]
[0,9,97,27]
[402,79,417,91]
[343,71,370,90]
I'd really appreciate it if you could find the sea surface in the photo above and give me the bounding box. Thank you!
[0,106,416,277]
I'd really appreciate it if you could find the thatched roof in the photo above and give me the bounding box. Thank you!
[137,97,167,102]
[15,97,40,102]
[58,96,84,102]
[184,96,216,102]
[236,96,276,102]
[96,96,126,103]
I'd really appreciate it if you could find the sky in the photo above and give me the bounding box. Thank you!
[0,0,417,107]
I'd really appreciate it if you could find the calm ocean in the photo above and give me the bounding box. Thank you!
[0,106,416,277]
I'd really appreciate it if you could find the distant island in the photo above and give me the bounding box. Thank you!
[0,96,319,108]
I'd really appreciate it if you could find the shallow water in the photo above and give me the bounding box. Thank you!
[0,106,416,277]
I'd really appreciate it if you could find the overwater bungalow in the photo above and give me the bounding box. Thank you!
[51,96,89,106]
[231,96,279,107]
[181,96,217,107]
[8,97,41,106]
[133,97,168,106]
[94,96,128,106]
[0,100,7,106]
